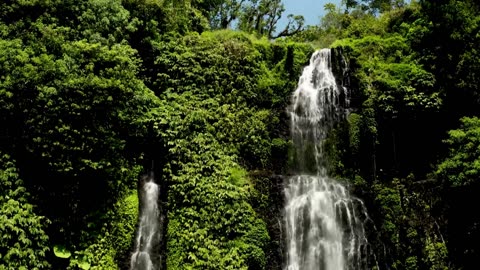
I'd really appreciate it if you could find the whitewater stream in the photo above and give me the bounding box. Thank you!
[284,49,371,270]
[130,173,161,270]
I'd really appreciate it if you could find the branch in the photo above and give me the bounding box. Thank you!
[267,4,281,38]
[271,14,304,39]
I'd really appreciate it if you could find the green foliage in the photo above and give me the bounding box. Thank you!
[361,0,406,14]
[321,4,445,191]
[237,0,305,39]
[271,137,289,168]
[348,113,362,154]
[0,153,50,269]
[150,31,311,169]
[53,245,72,259]
[20,40,157,177]
[372,176,448,270]
[141,31,311,269]
[0,0,312,269]
[437,117,480,187]
[0,2,158,267]
[228,167,248,187]
[333,33,440,115]
[424,236,448,270]
[320,7,442,181]
[373,180,403,245]
[207,0,248,29]
[64,190,139,269]
[5,0,480,269]
[297,1,480,269]
[154,92,271,269]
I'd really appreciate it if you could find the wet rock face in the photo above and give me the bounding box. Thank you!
[331,47,351,110]
[331,47,363,110]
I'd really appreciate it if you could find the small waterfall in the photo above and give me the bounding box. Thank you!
[284,49,371,270]
[130,173,161,270]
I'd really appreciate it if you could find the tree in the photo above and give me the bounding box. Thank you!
[343,0,359,12]
[208,0,246,29]
[237,0,304,38]
[321,3,345,33]
[273,14,305,38]
[418,0,480,118]
[360,0,405,13]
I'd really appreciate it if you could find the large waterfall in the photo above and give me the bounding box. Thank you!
[130,173,161,270]
[284,49,371,270]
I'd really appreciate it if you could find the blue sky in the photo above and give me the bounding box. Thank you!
[277,0,342,30]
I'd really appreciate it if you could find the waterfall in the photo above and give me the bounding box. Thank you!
[130,173,161,270]
[284,49,371,270]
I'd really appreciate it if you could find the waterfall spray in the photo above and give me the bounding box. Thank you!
[130,172,160,270]
[284,49,372,270]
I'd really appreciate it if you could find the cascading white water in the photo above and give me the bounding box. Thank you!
[285,49,371,270]
[130,173,160,270]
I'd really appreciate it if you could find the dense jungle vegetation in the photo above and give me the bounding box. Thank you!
[1,0,480,269]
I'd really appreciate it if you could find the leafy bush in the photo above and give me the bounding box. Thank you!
[61,190,139,270]
[0,153,50,269]
[437,117,480,187]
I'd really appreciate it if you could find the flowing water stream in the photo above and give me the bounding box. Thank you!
[284,49,371,270]
[130,173,161,270]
